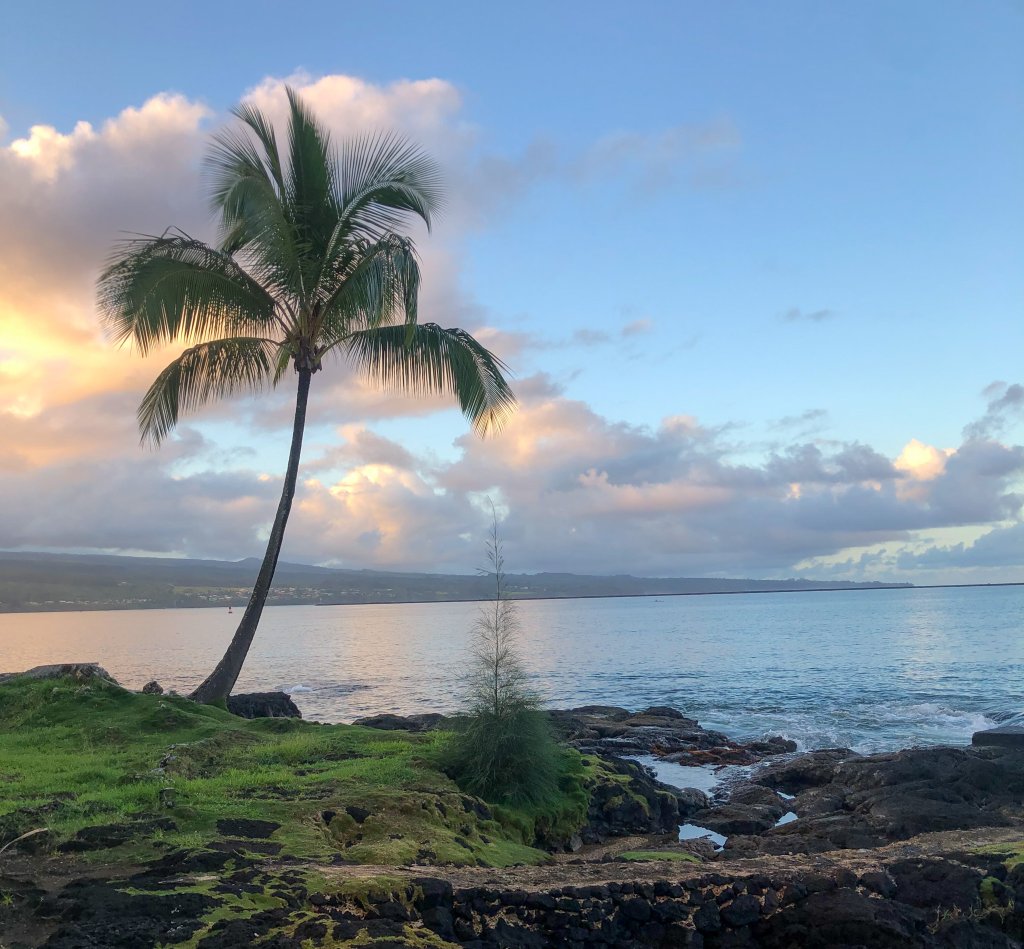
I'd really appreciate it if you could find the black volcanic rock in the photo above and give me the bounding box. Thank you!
[752,748,855,793]
[732,744,1024,855]
[351,712,448,731]
[549,705,795,765]
[227,691,301,719]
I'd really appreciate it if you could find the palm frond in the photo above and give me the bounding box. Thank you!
[336,133,444,240]
[285,87,337,257]
[230,101,287,197]
[138,336,278,444]
[206,118,300,296]
[97,233,279,354]
[340,323,516,435]
[272,339,293,385]
[318,234,420,338]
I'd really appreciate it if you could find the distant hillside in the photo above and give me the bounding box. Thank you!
[0,551,911,613]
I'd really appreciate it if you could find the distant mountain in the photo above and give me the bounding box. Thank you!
[0,550,911,613]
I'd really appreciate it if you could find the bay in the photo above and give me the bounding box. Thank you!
[1,584,1022,753]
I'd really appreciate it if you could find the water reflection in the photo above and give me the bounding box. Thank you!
[1,586,1022,751]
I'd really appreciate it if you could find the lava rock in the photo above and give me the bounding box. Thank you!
[676,786,713,815]
[226,691,301,719]
[215,818,280,839]
[351,712,447,731]
[973,725,1024,748]
[752,749,854,793]
[691,803,780,836]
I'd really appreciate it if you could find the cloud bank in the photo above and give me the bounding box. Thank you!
[1,74,1022,584]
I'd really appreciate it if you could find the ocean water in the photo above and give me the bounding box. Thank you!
[1,585,1022,753]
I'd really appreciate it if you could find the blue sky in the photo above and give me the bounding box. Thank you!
[1,1,1022,581]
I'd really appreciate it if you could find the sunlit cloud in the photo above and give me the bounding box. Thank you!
[1,75,1023,584]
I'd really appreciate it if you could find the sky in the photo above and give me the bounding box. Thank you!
[1,1,1023,583]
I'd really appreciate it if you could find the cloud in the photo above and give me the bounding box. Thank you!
[780,307,837,323]
[621,318,652,337]
[963,382,1024,441]
[769,409,829,441]
[303,426,416,474]
[572,117,742,191]
[2,370,1023,578]
[571,328,611,346]
[0,73,736,444]
[3,76,1023,582]
[895,522,1024,571]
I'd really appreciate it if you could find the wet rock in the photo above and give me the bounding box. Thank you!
[752,748,854,793]
[739,744,1024,854]
[973,725,1024,748]
[142,680,164,695]
[226,691,301,719]
[691,803,780,836]
[746,735,799,756]
[676,786,712,816]
[726,782,788,819]
[546,705,804,775]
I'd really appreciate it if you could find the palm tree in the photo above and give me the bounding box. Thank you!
[97,88,516,706]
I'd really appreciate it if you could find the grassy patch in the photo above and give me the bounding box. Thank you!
[0,675,587,869]
[618,850,699,863]
[976,840,1024,870]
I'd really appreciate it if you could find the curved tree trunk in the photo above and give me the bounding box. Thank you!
[191,368,312,706]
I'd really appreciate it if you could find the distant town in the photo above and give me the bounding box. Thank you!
[0,551,911,613]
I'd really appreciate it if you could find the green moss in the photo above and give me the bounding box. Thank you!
[980,876,1000,907]
[0,675,585,870]
[293,925,459,948]
[582,756,657,817]
[618,850,699,863]
[975,840,1024,872]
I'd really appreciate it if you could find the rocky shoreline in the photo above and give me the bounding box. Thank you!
[1,668,1023,947]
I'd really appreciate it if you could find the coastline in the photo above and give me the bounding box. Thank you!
[2,668,1023,946]
[9,579,1024,615]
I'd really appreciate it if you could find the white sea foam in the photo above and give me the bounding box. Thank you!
[733,700,1000,755]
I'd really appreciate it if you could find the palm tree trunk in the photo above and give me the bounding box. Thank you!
[191,367,312,706]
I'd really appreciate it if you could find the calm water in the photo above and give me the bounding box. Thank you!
[1,585,1022,753]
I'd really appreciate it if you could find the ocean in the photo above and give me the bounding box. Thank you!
[1,584,1021,753]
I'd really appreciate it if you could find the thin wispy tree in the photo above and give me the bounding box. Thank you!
[447,506,559,805]
[97,88,516,705]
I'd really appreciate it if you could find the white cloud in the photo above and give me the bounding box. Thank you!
[2,76,1023,583]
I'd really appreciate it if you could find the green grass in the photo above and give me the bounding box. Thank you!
[976,840,1024,870]
[0,675,588,868]
[618,850,699,863]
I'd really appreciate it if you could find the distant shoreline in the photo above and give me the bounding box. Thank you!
[4,580,1024,615]
[315,580,1023,608]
